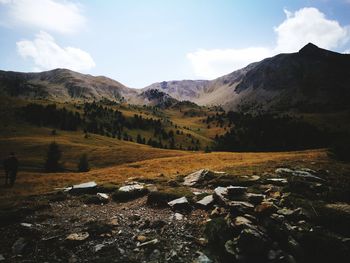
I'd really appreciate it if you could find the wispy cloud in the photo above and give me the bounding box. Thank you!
[17,31,95,71]
[187,47,272,79]
[0,0,85,34]
[187,7,350,79]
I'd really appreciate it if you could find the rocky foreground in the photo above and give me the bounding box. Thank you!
[1,167,350,262]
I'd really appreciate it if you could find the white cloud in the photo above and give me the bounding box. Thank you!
[188,7,350,79]
[344,49,350,54]
[0,0,85,34]
[187,47,272,79]
[17,31,95,71]
[274,7,349,53]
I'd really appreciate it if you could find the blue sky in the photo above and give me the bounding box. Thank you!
[1,0,350,88]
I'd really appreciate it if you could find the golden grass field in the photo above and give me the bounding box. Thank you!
[1,97,349,204]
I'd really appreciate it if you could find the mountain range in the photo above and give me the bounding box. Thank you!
[1,43,349,112]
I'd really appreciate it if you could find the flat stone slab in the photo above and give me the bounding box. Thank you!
[275,168,325,182]
[119,184,145,192]
[168,197,190,211]
[196,195,214,209]
[65,181,98,194]
[183,169,220,186]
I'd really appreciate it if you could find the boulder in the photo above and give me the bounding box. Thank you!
[12,237,28,255]
[213,186,229,204]
[97,193,109,200]
[227,201,255,214]
[227,186,248,196]
[196,195,214,209]
[277,208,300,218]
[255,201,277,216]
[67,181,98,195]
[66,232,89,241]
[193,251,213,263]
[265,178,288,186]
[213,186,248,205]
[231,216,254,230]
[275,168,325,182]
[246,193,265,205]
[112,183,148,202]
[235,228,267,255]
[168,197,191,211]
[183,169,218,186]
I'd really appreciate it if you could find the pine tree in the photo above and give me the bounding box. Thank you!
[78,154,89,172]
[136,134,142,144]
[45,142,62,172]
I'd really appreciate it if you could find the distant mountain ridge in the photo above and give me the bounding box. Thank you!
[0,68,138,102]
[1,43,350,112]
[145,43,350,112]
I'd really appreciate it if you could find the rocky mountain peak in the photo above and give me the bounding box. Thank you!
[298,42,337,57]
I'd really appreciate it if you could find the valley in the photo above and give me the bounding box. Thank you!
[0,44,350,263]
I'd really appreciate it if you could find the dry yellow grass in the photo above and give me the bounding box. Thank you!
[0,148,331,202]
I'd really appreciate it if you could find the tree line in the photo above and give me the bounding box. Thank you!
[213,112,333,152]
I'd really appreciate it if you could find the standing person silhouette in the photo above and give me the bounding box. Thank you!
[4,153,18,187]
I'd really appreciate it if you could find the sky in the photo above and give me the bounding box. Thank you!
[0,0,350,88]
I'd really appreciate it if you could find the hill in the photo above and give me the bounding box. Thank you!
[0,68,138,103]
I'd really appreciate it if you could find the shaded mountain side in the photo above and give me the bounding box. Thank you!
[231,43,350,112]
[0,68,139,102]
[145,43,350,112]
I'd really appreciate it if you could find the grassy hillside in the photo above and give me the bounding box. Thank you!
[2,147,349,203]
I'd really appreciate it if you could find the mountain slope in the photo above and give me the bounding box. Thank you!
[143,80,210,101]
[145,43,350,112]
[0,68,139,102]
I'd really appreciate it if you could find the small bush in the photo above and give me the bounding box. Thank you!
[78,154,90,172]
[45,142,63,172]
[328,136,350,162]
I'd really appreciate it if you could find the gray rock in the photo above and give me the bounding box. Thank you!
[235,228,267,254]
[183,169,218,186]
[225,239,237,257]
[0,254,5,261]
[275,168,325,182]
[232,216,253,230]
[119,184,145,192]
[196,195,214,209]
[97,193,109,200]
[227,186,247,196]
[94,244,105,252]
[227,201,255,214]
[213,186,228,204]
[12,237,27,255]
[168,197,191,211]
[194,251,213,263]
[137,238,159,248]
[66,232,89,241]
[246,193,265,204]
[265,178,288,185]
[113,183,148,201]
[277,208,300,218]
[67,181,98,194]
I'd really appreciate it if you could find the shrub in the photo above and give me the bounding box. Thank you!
[45,142,62,172]
[78,154,90,172]
[328,136,350,162]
